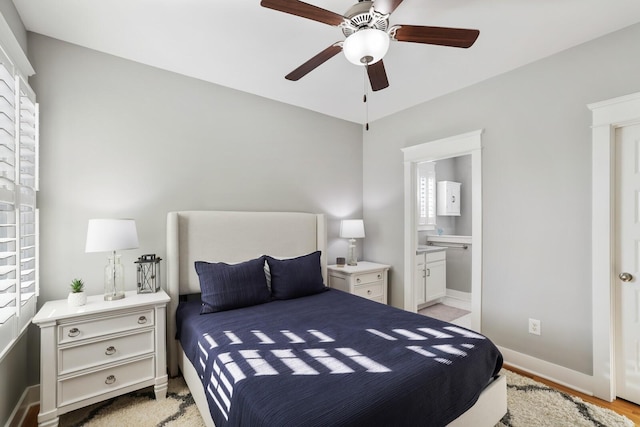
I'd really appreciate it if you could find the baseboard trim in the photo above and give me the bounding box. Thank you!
[499,346,595,397]
[444,290,471,311]
[4,385,39,427]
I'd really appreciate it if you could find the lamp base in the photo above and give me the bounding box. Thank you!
[104,254,126,301]
[104,292,125,301]
[347,239,358,266]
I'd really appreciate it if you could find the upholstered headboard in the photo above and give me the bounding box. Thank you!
[165,210,327,376]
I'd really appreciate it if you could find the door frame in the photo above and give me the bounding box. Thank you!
[589,91,640,401]
[402,129,483,331]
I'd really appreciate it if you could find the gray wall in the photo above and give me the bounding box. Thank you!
[0,3,29,426]
[453,155,472,236]
[442,244,472,293]
[25,33,362,385]
[0,0,26,52]
[363,22,640,375]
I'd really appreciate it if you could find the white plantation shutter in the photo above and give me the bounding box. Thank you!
[0,48,38,360]
[0,49,17,356]
[17,76,37,332]
[417,161,436,229]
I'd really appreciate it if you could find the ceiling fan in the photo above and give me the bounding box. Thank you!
[260,0,480,91]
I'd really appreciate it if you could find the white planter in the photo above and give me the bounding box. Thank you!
[67,292,87,307]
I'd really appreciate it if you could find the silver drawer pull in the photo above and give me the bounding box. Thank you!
[356,278,361,283]
[105,346,116,356]
[377,274,381,279]
[367,290,372,295]
[68,328,80,338]
[105,375,116,385]
[137,316,147,324]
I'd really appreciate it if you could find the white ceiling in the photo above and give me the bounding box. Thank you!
[12,0,640,124]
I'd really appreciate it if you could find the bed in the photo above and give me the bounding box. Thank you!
[166,211,506,427]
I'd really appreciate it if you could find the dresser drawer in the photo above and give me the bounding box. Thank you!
[58,356,155,407]
[58,330,155,375]
[58,309,155,345]
[353,271,385,286]
[354,282,384,300]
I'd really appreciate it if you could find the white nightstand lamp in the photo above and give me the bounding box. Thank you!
[86,218,139,300]
[340,219,365,266]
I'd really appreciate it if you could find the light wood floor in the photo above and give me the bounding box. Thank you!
[20,366,640,426]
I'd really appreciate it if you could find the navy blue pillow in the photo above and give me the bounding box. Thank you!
[195,256,270,314]
[266,251,325,300]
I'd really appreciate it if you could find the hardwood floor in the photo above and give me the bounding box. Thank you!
[21,404,37,427]
[20,367,640,426]
[505,364,640,425]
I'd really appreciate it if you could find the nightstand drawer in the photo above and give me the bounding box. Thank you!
[58,309,155,344]
[354,282,384,300]
[58,356,155,407]
[58,330,155,375]
[354,271,385,285]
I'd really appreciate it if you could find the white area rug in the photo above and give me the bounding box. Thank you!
[497,369,634,427]
[59,377,205,427]
[58,370,634,427]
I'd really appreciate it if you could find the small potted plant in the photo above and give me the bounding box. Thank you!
[67,278,87,307]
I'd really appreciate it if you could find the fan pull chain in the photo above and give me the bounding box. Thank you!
[363,66,369,131]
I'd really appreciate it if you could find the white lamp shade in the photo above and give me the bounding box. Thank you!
[85,219,139,253]
[343,28,390,66]
[340,219,365,239]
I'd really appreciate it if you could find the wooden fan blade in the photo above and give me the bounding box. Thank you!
[261,0,344,26]
[374,0,404,15]
[285,44,343,81]
[367,60,389,92]
[394,25,480,48]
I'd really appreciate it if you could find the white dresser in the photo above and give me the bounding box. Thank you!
[327,261,390,304]
[32,290,170,427]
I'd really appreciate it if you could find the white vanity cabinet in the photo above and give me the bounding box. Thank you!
[437,181,461,216]
[415,248,447,306]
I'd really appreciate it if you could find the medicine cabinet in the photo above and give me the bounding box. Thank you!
[437,181,461,216]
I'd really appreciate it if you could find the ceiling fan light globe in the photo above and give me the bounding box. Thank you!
[343,28,390,66]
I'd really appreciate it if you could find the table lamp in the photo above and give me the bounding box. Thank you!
[340,219,365,266]
[85,219,139,300]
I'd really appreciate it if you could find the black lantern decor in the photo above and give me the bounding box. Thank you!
[135,254,162,293]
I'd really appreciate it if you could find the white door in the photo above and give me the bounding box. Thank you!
[615,123,640,404]
[425,260,446,302]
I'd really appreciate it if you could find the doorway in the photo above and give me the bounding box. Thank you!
[402,130,483,332]
[590,91,640,402]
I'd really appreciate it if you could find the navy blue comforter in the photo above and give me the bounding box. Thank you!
[176,289,502,427]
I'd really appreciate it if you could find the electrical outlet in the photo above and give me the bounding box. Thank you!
[528,318,541,336]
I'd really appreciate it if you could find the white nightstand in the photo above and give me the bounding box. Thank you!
[327,261,390,304]
[32,290,171,427]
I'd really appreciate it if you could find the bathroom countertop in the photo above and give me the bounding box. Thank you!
[416,245,446,254]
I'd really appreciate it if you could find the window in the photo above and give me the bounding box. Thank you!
[417,161,436,230]
[0,46,38,362]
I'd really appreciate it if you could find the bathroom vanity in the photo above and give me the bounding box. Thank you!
[415,246,446,306]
